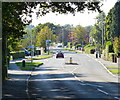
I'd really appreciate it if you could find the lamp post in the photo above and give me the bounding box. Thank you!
[29,29,34,62]
[62,28,64,47]
[101,13,104,50]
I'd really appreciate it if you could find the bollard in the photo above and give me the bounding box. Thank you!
[70,57,72,64]
[22,60,25,67]
[10,56,13,60]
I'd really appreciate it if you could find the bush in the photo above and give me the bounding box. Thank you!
[108,53,117,63]
[90,49,95,54]
[113,36,120,56]
[10,51,25,59]
[84,44,95,54]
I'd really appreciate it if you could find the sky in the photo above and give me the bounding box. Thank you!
[31,0,118,27]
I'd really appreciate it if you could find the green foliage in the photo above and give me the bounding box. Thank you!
[72,25,86,44]
[67,42,72,48]
[106,41,112,46]
[106,67,120,69]
[62,48,82,54]
[75,44,82,49]
[21,67,35,70]
[35,26,54,48]
[109,70,120,74]
[104,2,120,57]
[108,53,116,62]
[32,55,53,60]
[84,46,95,54]
[90,12,106,50]
[10,51,25,59]
[16,62,43,67]
[113,36,120,56]
[84,44,91,49]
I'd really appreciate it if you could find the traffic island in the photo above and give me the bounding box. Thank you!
[65,62,78,65]
[65,57,78,65]
[15,61,43,70]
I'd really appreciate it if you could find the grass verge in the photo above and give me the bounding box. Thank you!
[62,48,82,54]
[21,67,35,70]
[109,70,120,74]
[16,62,43,70]
[16,62,43,67]
[32,55,53,60]
[106,67,120,69]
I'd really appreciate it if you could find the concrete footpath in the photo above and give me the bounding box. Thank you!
[86,53,119,78]
[2,58,32,100]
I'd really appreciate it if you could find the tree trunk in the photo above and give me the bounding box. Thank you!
[2,34,8,81]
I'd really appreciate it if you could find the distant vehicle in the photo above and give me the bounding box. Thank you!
[57,43,63,47]
[56,51,64,58]
[19,49,31,56]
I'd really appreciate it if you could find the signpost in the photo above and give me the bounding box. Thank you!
[46,40,51,55]
[28,45,34,62]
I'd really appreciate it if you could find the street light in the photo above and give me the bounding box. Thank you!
[101,13,104,50]
[94,13,104,51]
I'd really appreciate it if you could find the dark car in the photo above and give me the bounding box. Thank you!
[56,51,64,58]
[19,49,31,56]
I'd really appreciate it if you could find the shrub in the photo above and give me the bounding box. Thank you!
[104,41,113,60]
[108,53,117,62]
[113,36,120,56]
[84,44,95,54]
[10,51,25,59]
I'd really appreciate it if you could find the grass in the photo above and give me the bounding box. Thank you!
[106,67,120,69]
[106,67,120,74]
[21,67,35,70]
[109,70,120,74]
[62,48,82,54]
[16,62,43,67]
[32,55,53,60]
[16,62,43,70]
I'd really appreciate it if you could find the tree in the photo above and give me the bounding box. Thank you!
[104,1,120,55]
[36,26,54,49]
[72,25,86,44]
[90,12,106,50]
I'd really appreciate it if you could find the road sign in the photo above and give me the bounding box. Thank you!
[46,40,51,46]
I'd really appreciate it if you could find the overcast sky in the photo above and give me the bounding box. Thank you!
[31,0,118,27]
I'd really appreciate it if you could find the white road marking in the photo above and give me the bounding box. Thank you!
[114,97,120,100]
[86,54,117,78]
[73,72,103,88]
[97,88,109,95]
[86,83,103,88]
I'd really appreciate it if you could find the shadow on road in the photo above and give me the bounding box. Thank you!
[2,69,120,100]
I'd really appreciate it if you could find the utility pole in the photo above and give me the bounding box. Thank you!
[101,13,104,50]
[30,30,34,62]
[62,28,64,47]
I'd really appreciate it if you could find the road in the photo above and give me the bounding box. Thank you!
[28,48,120,99]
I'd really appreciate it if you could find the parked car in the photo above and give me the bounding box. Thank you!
[57,44,62,47]
[19,49,31,56]
[56,51,64,58]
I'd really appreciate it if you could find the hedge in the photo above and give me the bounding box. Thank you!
[84,44,95,54]
[10,51,25,59]
[108,53,117,63]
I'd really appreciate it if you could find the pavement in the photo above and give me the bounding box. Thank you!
[86,53,119,78]
[2,52,119,100]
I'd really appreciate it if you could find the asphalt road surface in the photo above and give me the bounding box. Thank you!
[28,48,120,99]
